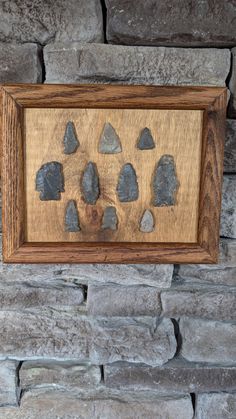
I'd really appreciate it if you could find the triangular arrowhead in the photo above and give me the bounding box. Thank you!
[137,128,155,150]
[63,121,79,154]
[99,122,122,154]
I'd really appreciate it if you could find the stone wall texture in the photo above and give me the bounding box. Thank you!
[0,1,235,418]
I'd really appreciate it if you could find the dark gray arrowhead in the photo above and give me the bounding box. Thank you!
[117,163,139,202]
[81,162,100,205]
[137,128,155,150]
[153,155,179,206]
[139,209,155,233]
[99,122,122,154]
[63,121,79,154]
[102,206,118,230]
[65,200,80,232]
[36,161,64,201]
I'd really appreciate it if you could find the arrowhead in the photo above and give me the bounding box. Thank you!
[99,122,122,154]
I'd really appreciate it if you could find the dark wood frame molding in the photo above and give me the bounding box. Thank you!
[1,84,227,263]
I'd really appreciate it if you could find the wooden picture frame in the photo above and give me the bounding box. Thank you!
[1,84,227,264]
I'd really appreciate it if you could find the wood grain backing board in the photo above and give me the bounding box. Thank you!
[25,108,203,243]
[1,84,227,263]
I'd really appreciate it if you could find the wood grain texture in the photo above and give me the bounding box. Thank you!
[1,84,227,263]
[25,108,202,243]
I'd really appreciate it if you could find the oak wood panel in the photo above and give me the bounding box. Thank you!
[25,108,202,243]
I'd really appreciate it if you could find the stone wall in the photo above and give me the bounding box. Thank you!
[0,1,235,418]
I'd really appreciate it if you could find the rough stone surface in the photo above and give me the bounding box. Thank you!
[64,200,80,232]
[99,123,122,154]
[101,207,118,231]
[229,47,236,117]
[81,161,100,205]
[44,43,230,86]
[0,42,42,83]
[195,393,236,419]
[153,155,179,206]
[36,162,64,201]
[0,390,194,419]
[161,284,236,321]
[180,318,236,364]
[137,128,155,150]
[87,285,161,317]
[0,312,175,366]
[139,210,155,233]
[225,120,236,172]
[105,0,236,47]
[220,175,236,238]
[0,361,19,407]
[63,122,79,154]
[0,0,103,44]
[117,163,139,202]
[20,361,101,390]
[104,359,236,393]
[177,239,236,286]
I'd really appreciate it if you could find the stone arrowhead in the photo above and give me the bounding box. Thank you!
[81,162,100,205]
[99,122,122,154]
[65,200,81,232]
[63,121,79,154]
[117,163,139,202]
[153,155,179,206]
[102,206,118,230]
[139,209,155,233]
[137,127,155,150]
[36,161,64,201]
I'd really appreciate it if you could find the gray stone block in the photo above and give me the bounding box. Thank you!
[20,361,101,390]
[0,42,42,83]
[196,393,236,419]
[0,361,19,407]
[104,359,236,393]
[178,239,236,286]
[0,0,103,44]
[44,43,230,86]
[180,318,236,364]
[225,120,236,173]
[220,175,236,238]
[161,284,236,321]
[0,390,194,419]
[229,48,236,117]
[105,0,236,47]
[87,284,161,317]
[0,312,175,366]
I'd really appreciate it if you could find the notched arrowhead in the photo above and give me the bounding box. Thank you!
[81,161,100,205]
[63,121,79,154]
[36,161,64,201]
[99,122,122,154]
[153,155,179,206]
[65,200,81,232]
[139,209,155,233]
[117,163,139,202]
[137,128,155,150]
[102,206,118,230]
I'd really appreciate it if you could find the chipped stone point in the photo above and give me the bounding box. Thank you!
[65,200,81,232]
[81,162,100,205]
[153,155,179,206]
[137,127,155,150]
[63,121,79,154]
[99,122,122,154]
[117,163,139,202]
[102,207,118,231]
[140,209,155,233]
[36,161,64,201]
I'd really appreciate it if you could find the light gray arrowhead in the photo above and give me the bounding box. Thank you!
[137,127,155,150]
[36,161,64,201]
[99,122,122,154]
[65,200,81,232]
[139,209,155,233]
[117,163,139,202]
[63,121,79,154]
[81,162,100,205]
[102,206,118,230]
[153,155,179,206]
